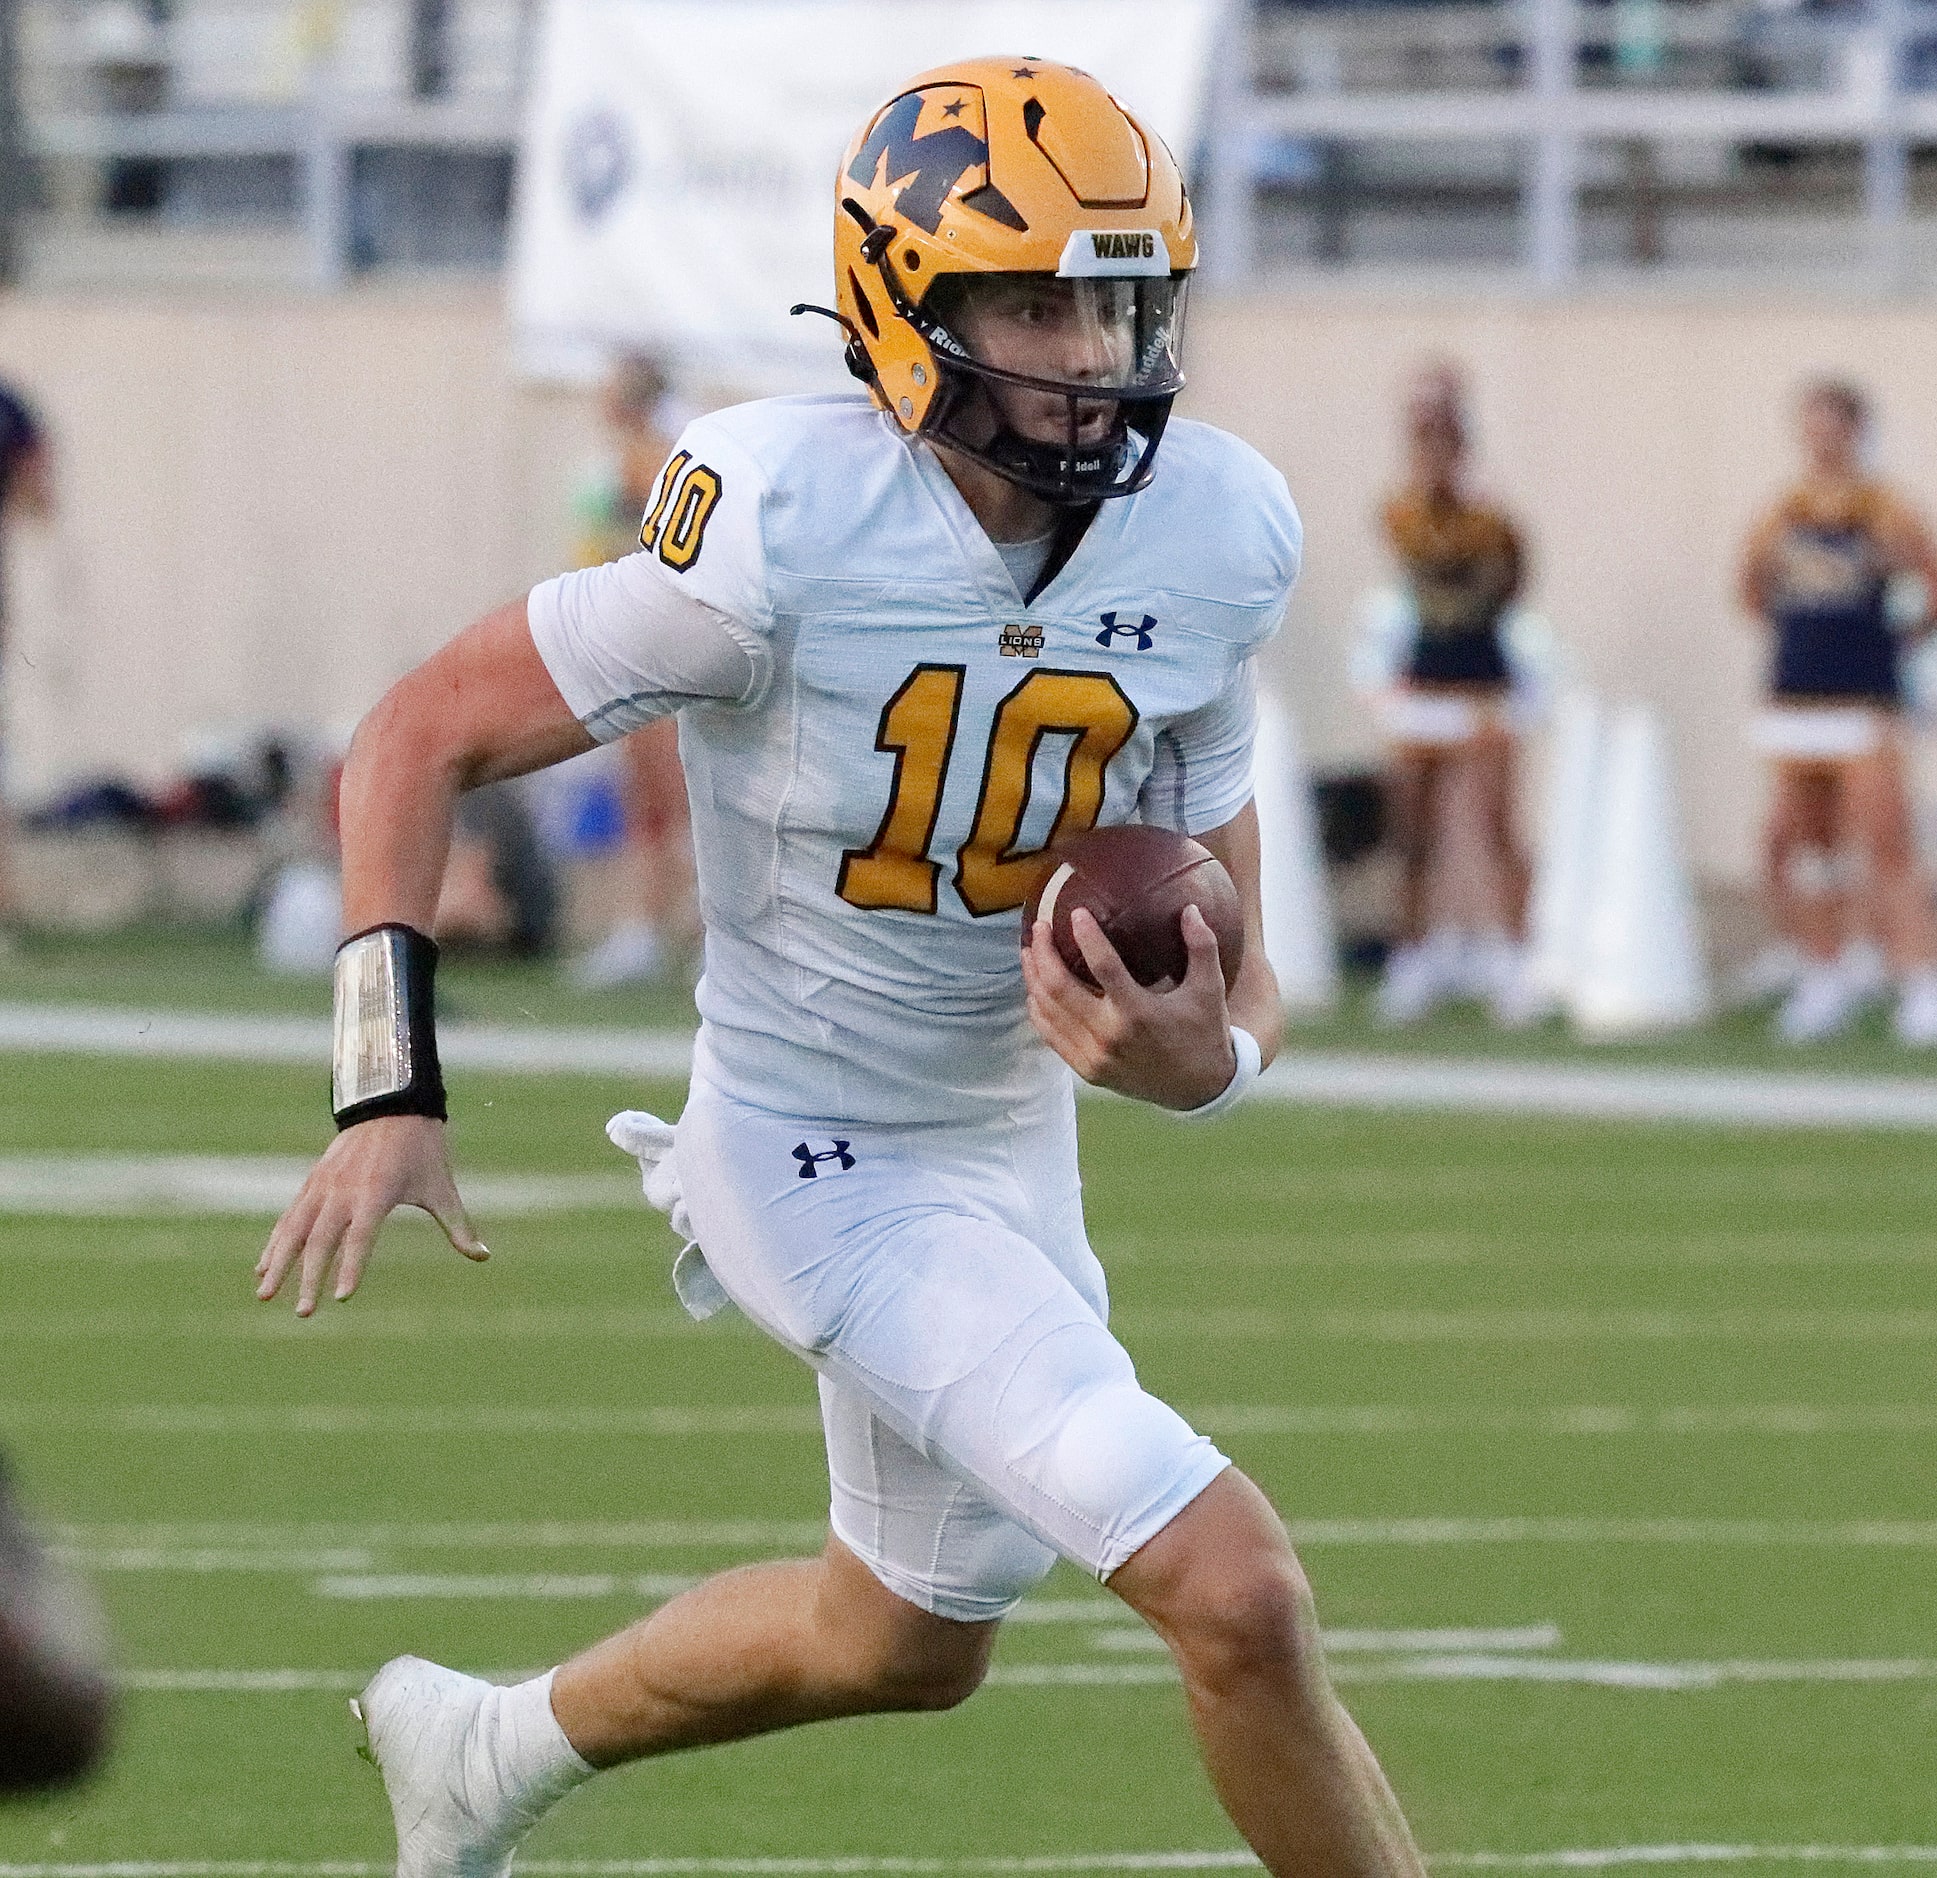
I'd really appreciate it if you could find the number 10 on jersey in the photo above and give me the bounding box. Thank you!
[837,665,1137,918]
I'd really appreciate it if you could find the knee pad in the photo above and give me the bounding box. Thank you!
[1047,1383,1210,1536]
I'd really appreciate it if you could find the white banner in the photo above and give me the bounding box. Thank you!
[509,0,1223,392]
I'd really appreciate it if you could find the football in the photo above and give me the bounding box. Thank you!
[1022,823,1245,993]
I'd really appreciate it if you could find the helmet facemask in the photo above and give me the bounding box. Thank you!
[861,232,1188,505]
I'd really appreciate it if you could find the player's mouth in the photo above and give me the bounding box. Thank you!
[1006,392,1118,447]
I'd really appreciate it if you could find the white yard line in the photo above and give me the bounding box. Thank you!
[311,1572,703,1601]
[12,1401,1937,1439]
[50,1519,835,1551]
[1094,1626,1562,1655]
[113,1656,1937,1695]
[1440,1856,1937,1871]
[0,1306,717,1340]
[22,1296,1937,1349]
[1333,1656,1937,1689]
[997,1656,1937,1690]
[1,1403,824,1436]
[1190,1406,1937,1434]
[1185,1310,1937,1342]
[0,1006,692,1078]
[11,1003,1937,1131]
[1283,1517,1937,1546]
[1257,1056,1937,1129]
[66,1548,379,1573]
[3,1855,1937,1878]
[0,1156,640,1218]
[121,1669,366,1691]
[48,1516,1937,1552]
[305,1577,1130,1611]
[16,1293,1937,1351]
[295,1574,1561,1666]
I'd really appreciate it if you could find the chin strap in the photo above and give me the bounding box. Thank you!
[982,417,1131,493]
[789,303,875,390]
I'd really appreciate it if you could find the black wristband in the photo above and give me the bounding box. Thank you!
[331,923,448,1129]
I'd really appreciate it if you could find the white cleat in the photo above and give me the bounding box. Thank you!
[567,918,665,990]
[1376,935,1459,1026]
[1728,940,1804,1009]
[1375,945,1435,1025]
[1489,951,1553,1030]
[1893,971,1937,1047]
[1775,964,1861,1044]
[354,1657,532,1878]
[1839,938,1891,1011]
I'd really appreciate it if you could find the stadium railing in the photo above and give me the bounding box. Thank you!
[17,0,1937,285]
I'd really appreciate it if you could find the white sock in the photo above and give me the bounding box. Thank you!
[464,1669,595,1827]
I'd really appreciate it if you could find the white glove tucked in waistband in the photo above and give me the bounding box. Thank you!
[605,1110,732,1321]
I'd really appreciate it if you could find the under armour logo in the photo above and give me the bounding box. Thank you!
[792,1140,855,1178]
[1097,611,1157,650]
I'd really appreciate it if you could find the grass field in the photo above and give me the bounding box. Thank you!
[2,939,1936,1870]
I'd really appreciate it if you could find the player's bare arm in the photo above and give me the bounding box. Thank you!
[256,600,593,1316]
[1022,800,1281,1110]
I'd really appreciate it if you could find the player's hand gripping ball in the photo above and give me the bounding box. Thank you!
[1023,824,1244,992]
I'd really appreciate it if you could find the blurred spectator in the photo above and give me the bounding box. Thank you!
[28,733,293,834]
[563,355,698,989]
[1363,364,1539,1027]
[0,1455,113,1794]
[258,730,353,976]
[0,379,53,946]
[433,779,559,959]
[1739,378,1937,1045]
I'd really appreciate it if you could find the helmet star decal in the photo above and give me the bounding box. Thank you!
[844,89,1022,235]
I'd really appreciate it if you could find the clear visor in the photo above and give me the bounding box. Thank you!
[925,273,1186,396]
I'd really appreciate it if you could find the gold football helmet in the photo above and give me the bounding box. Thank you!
[812,56,1195,504]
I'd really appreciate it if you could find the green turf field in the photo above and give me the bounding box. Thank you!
[2,945,1935,1870]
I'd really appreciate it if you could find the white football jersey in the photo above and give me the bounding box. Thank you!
[532,392,1301,1124]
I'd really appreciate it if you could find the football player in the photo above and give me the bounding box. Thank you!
[257,59,1426,1878]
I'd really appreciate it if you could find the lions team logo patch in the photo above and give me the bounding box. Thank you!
[792,1140,855,1179]
[1096,611,1157,650]
[999,622,1045,659]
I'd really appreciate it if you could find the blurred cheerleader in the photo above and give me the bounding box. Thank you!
[562,355,699,989]
[1740,378,1937,1044]
[1364,366,1543,1026]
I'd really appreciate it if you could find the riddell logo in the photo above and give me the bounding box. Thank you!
[999,622,1045,658]
[1090,232,1155,261]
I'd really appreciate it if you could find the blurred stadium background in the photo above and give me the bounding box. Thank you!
[9,0,1937,973]
[4,0,1937,1865]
